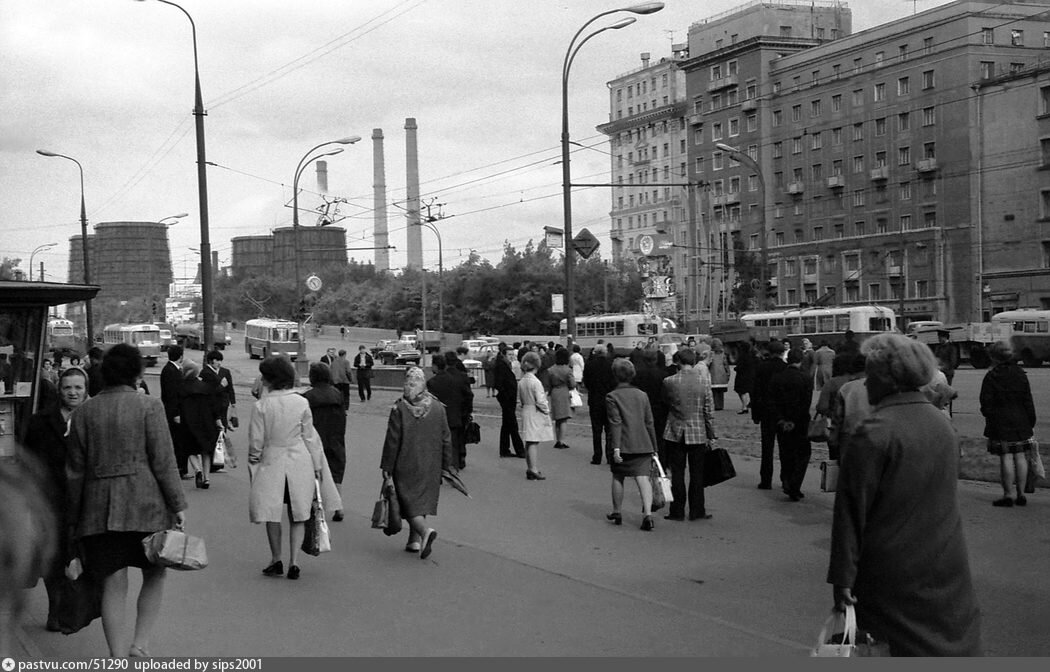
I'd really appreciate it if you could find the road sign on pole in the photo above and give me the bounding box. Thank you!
[572,228,599,259]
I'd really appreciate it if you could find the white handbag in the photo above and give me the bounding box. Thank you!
[651,454,673,503]
[812,605,858,657]
[212,432,226,468]
[569,389,583,409]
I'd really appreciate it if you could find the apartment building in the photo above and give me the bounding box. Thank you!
[683,0,1050,327]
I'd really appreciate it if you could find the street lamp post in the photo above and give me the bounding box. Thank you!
[138,0,215,354]
[29,243,57,281]
[291,136,361,362]
[35,150,93,340]
[561,2,664,341]
[716,142,767,309]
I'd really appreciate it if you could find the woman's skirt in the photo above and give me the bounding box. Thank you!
[81,531,151,579]
[987,437,1033,456]
[611,452,653,478]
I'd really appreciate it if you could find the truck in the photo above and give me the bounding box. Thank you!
[912,321,1012,369]
[175,322,231,351]
[400,329,443,354]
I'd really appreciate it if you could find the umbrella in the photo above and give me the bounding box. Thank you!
[441,468,471,498]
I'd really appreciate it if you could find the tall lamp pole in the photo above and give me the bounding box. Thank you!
[716,142,767,308]
[35,150,93,340]
[138,0,215,353]
[561,2,664,341]
[29,243,57,282]
[292,136,361,362]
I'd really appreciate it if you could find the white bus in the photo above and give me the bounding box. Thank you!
[990,309,1050,367]
[102,323,163,366]
[244,318,300,360]
[46,318,78,353]
[740,305,897,349]
[559,312,673,355]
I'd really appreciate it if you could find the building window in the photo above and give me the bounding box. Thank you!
[832,64,841,79]
[868,283,881,301]
[853,57,862,74]
[854,220,866,237]
[1011,29,1024,46]
[746,82,757,99]
[832,159,843,175]
[811,99,823,117]
[713,152,724,170]
[832,127,843,145]
[900,181,912,201]
[923,106,936,126]
[729,118,740,137]
[982,27,994,45]
[898,77,910,96]
[875,118,887,136]
[695,129,705,145]
[773,81,782,95]
[812,69,821,84]
[811,132,823,150]
[711,64,722,80]
[899,44,908,61]
[923,178,937,198]
[852,190,865,207]
[749,174,759,191]
[898,112,911,132]
[749,233,758,250]
[924,211,937,228]
[792,104,802,122]
[853,123,864,141]
[923,142,936,159]
[898,146,911,165]
[852,89,864,106]
[793,76,801,91]
[1041,87,1050,115]
[775,231,785,246]
[812,163,824,180]
[747,114,758,131]
[1045,31,1050,48]
[922,70,935,89]
[924,37,934,54]
[853,156,865,173]
[875,51,884,66]
[772,109,783,126]
[794,229,804,244]
[875,151,887,167]
[832,94,842,112]
[874,83,886,102]
[817,27,825,40]
[773,141,783,158]
[1041,138,1050,166]
[876,217,888,234]
[980,61,994,79]
[780,25,792,37]
[695,157,704,173]
[792,137,803,154]
[916,280,929,298]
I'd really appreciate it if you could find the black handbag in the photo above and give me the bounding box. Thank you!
[54,571,103,635]
[464,417,481,445]
[702,447,737,487]
[372,478,402,536]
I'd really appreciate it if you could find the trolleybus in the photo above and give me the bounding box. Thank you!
[244,318,300,360]
[101,323,163,366]
[990,309,1050,367]
[559,312,675,355]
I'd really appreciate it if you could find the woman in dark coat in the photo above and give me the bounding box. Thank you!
[732,340,755,414]
[380,366,453,559]
[547,348,576,449]
[67,344,187,657]
[302,362,346,521]
[605,358,658,530]
[25,366,88,631]
[178,360,224,489]
[979,341,1035,507]
[828,333,981,656]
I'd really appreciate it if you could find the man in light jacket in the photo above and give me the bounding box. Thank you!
[661,347,717,521]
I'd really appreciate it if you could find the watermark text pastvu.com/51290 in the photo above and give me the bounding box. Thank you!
[4,659,263,672]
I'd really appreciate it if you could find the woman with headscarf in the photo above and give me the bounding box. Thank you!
[249,356,329,581]
[979,341,1035,507]
[518,351,554,480]
[178,360,224,490]
[828,333,981,656]
[25,366,88,631]
[380,366,454,559]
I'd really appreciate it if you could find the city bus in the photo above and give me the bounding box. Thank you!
[738,305,897,350]
[990,309,1050,367]
[244,318,300,360]
[559,312,673,355]
[101,323,163,367]
[46,318,77,353]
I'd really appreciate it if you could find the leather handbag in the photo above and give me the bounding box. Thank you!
[53,559,102,634]
[464,417,481,445]
[301,479,331,556]
[212,432,227,468]
[371,477,402,536]
[649,454,673,511]
[142,530,208,570]
[808,414,830,443]
[702,447,737,487]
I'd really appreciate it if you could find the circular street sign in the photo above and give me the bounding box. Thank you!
[306,274,323,291]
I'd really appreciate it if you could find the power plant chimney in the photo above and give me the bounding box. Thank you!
[316,160,329,194]
[405,117,422,271]
[372,128,390,273]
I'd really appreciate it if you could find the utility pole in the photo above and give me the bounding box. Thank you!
[418,198,449,335]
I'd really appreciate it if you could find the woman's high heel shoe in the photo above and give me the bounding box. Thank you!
[526,470,546,480]
[640,515,655,531]
[606,512,622,525]
[129,645,151,658]
[194,472,204,489]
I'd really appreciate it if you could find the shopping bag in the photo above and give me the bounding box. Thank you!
[808,414,829,442]
[464,418,481,445]
[650,454,673,512]
[820,461,839,493]
[372,477,402,536]
[569,389,583,409]
[702,447,737,487]
[142,530,208,570]
[812,605,891,657]
[53,563,102,635]
[301,479,331,556]
[212,432,226,468]
[370,497,389,530]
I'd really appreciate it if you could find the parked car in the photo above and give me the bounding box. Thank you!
[376,340,421,366]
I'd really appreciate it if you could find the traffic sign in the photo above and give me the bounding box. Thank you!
[572,228,600,259]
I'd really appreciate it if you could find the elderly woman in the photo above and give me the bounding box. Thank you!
[380,367,453,559]
[302,362,347,521]
[518,351,554,480]
[249,356,328,581]
[828,333,982,656]
[605,358,658,530]
[179,360,224,489]
[25,366,88,632]
[66,344,187,657]
[979,341,1035,507]
[547,347,577,449]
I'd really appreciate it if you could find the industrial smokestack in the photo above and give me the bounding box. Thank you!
[405,117,422,271]
[316,160,329,194]
[372,129,390,273]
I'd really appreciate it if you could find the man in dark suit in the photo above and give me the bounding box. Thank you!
[583,343,616,465]
[84,347,105,397]
[769,348,814,501]
[751,340,787,490]
[494,342,525,458]
[320,347,337,366]
[427,354,474,469]
[160,345,188,478]
[661,347,717,521]
[352,345,374,401]
[202,349,237,470]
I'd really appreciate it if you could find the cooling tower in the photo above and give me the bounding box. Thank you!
[372,128,390,273]
[231,235,274,281]
[405,118,422,270]
[92,222,173,301]
[272,226,347,278]
[67,233,96,287]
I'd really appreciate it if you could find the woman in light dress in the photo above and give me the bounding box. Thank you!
[518,351,554,480]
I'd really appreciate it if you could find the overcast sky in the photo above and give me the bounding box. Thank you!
[1,0,949,284]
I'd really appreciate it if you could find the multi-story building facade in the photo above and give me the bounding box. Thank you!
[597,48,689,321]
[682,0,1050,328]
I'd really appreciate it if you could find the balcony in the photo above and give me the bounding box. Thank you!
[886,264,902,277]
[712,192,741,206]
[826,175,845,189]
[689,113,703,125]
[787,181,805,195]
[706,74,739,92]
[870,166,889,181]
[917,158,938,173]
[740,98,758,112]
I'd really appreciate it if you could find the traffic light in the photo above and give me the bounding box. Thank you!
[765,281,777,301]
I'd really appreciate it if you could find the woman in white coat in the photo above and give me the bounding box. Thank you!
[518,351,554,480]
[248,356,333,581]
